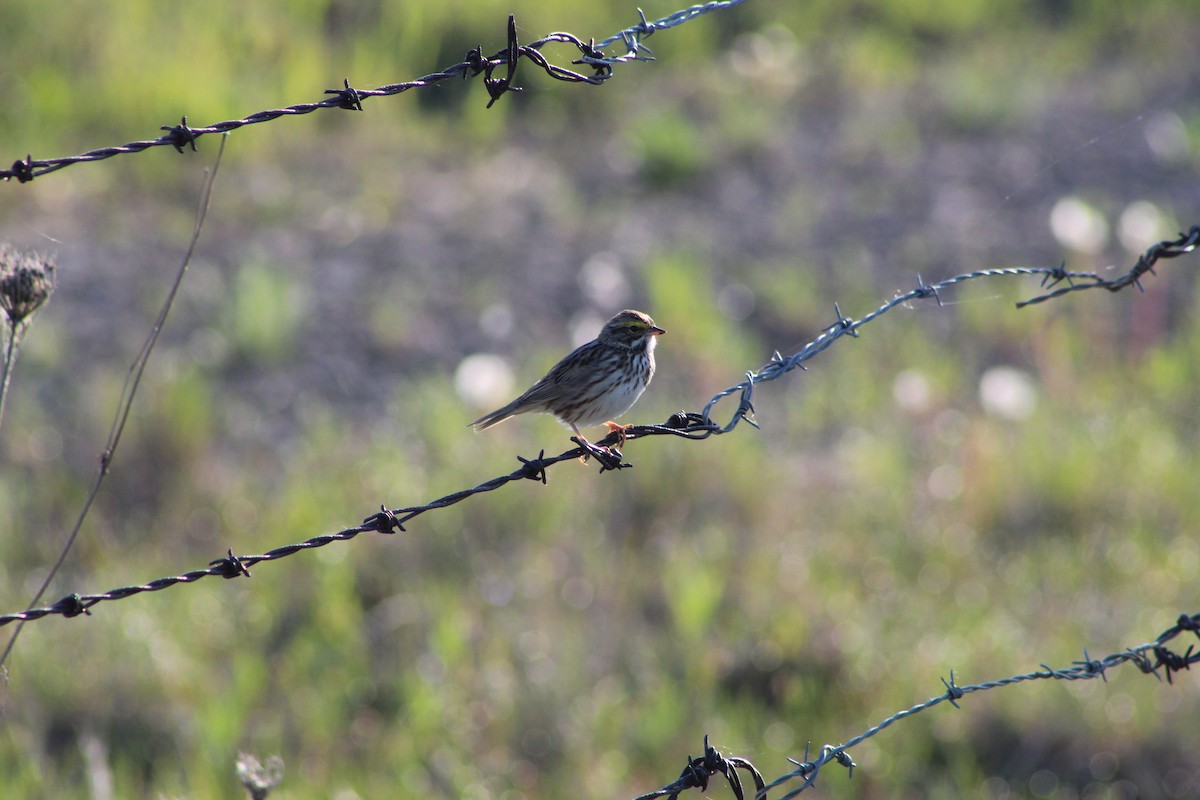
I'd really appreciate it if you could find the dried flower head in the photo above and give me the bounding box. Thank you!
[235,752,284,800]
[0,243,56,325]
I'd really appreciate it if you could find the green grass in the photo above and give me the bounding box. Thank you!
[4,297,1197,797]
[1,1,1199,798]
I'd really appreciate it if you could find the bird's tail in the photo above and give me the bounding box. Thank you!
[469,401,524,432]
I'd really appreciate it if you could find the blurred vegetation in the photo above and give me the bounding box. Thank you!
[2,0,1200,798]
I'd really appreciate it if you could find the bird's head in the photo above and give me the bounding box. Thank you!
[599,309,666,350]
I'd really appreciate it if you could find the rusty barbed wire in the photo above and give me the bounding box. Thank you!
[0,225,1196,627]
[635,613,1199,799]
[0,0,749,183]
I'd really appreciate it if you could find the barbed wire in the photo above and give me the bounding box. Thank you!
[151,612,1200,800]
[699,225,1199,433]
[0,138,227,670]
[0,224,1194,627]
[634,612,1200,799]
[0,1,749,184]
[4,3,1193,792]
[1016,225,1200,308]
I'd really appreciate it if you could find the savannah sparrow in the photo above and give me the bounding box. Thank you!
[470,309,665,448]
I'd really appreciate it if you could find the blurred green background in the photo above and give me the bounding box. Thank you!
[1,0,1199,797]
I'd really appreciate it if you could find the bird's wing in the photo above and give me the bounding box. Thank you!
[510,340,594,407]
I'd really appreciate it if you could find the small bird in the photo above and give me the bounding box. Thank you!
[470,309,665,450]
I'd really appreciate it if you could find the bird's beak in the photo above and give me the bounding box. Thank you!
[650,325,666,336]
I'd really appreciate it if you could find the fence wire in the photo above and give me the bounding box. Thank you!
[0,140,227,670]
[0,1,749,183]
[699,225,1200,433]
[4,2,1195,793]
[0,224,1195,628]
[635,613,1200,800]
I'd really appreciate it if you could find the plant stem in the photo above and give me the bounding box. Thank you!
[0,321,20,435]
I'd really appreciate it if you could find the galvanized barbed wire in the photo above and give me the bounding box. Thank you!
[699,225,1200,433]
[635,613,1200,799]
[585,0,747,67]
[1015,224,1200,307]
[0,225,1196,627]
[0,0,749,183]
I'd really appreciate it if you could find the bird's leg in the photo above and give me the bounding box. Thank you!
[570,423,594,462]
[571,424,616,464]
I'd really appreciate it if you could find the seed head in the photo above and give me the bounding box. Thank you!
[235,752,284,800]
[0,243,56,325]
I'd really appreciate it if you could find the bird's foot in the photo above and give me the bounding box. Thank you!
[602,420,633,449]
[570,435,627,472]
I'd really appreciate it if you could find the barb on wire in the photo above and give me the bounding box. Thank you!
[765,613,1200,798]
[0,1,748,183]
[0,137,226,669]
[698,227,1200,432]
[0,225,1197,627]
[1,440,578,626]
[633,735,765,800]
[634,613,1200,799]
[1017,225,1200,307]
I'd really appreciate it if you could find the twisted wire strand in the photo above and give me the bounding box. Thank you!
[757,613,1200,798]
[0,1,749,183]
[0,226,1194,627]
[700,227,1199,432]
[633,614,1199,799]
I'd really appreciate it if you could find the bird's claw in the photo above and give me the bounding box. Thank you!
[602,420,632,450]
[571,436,627,471]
